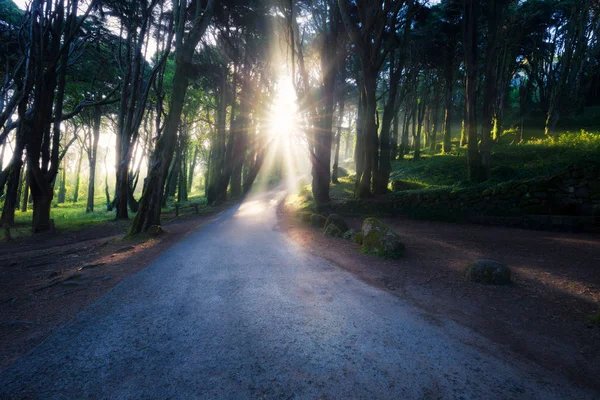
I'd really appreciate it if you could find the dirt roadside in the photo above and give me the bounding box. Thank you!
[278,202,600,392]
[0,207,232,372]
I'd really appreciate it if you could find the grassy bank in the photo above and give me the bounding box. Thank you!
[293,129,600,213]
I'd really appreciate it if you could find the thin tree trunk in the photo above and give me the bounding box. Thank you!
[332,95,345,184]
[86,106,101,213]
[73,147,83,203]
[464,0,481,181]
[57,165,67,204]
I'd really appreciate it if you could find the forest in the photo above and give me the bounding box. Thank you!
[0,0,599,236]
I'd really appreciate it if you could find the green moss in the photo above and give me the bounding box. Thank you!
[360,217,404,259]
[324,214,348,232]
[324,224,342,237]
[353,231,364,244]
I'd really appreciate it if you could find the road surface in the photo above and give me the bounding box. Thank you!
[0,190,596,399]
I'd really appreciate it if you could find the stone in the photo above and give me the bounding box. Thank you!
[324,214,348,232]
[324,224,342,238]
[310,214,327,228]
[360,218,404,258]
[464,259,511,285]
[353,232,364,244]
[147,225,164,236]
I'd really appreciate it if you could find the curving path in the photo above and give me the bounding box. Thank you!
[0,190,596,399]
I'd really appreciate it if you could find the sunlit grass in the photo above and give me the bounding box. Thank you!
[390,129,600,189]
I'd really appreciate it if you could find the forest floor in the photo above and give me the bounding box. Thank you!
[0,203,232,371]
[279,201,600,391]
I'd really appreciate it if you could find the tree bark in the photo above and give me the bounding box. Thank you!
[72,146,83,203]
[464,0,481,181]
[86,106,101,213]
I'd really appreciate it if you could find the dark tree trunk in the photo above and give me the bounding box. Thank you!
[356,69,377,198]
[401,108,410,159]
[464,0,482,181]
[1,159,23,225]
[86,106,101,213]
[429,93,440,152]
[332,94,345,184]
[442,64,453,153]
[354,89,365,192]
[21,166,30,213]
[390,114,399,161]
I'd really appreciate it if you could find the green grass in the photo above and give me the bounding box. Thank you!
[390,129,600,191]
[292,129,600,210]
[7,192,212,240]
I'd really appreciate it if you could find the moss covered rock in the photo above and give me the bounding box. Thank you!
[360,217,404,258]
[310,214,327,228]
[324,214,348,232]
[324,224,342,237]
[464,259,511,285]
[353,231,364,244]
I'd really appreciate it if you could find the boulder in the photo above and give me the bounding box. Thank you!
[147,225,164,236]
[324,214,348,232]
[464,259,511,285]
[310,214,327,228]
[353,231,364,244]
[324,224,342,237]
[360,217,404,258]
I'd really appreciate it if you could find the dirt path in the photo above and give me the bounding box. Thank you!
[279,205,600,392]
[0,208,230,371]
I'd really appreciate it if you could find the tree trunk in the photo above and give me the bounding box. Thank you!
[442,64,453,153]
[401,109,410,159]
[332,95,345,184]
[86,106,101,213]
[354,89,365,192]
[356,69,377,198]
[73,147,83,203]
[0,159,23,225]
[464,0,481,181]
[57,165,67,204]
[429,94,440,152]
[390,114,399,161]
[21,166,30,213]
